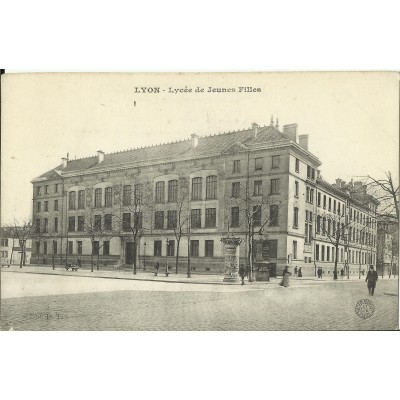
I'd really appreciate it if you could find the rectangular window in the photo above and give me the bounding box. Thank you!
[53,241,57,255]
[293,241,297,259]
[103,241,110,256]
[104,214,112,231]
[45,185,49,194]
[36,241,40,254]
[93,241,99,256]
[44,241,47,254]
[77,216,84,231]
[205,208,216,228]
[94,188,102,207]
[168,180,178,202]
[68,241,73,255]
[134,212,142,229]
[104,187,112,207]
[35,218,41,233]
[232,182,240,197]
[310,189,314,204]
[205,240,214,257]
[295,181,299,197]
[54,217,58,233]
[122,213,131,231]
[191,209,201,228]
[37,202,41,212]
[293,207,299,228]
[68,216,75,232]
[44,201,48,212]
[328,198,331,211]
[54,199,59,211]
[270,179,280,194]
[190,240,199,257]
[317,192,321,206]
[191,177,202,200]
[206,176,217,199]
[123,185,132,206]
[36,186,41,196]
[321,245,325,261]
[134,184,143,202]
[94,215,102,231]
[69,191,76,210]
[327,246,330,261]
[269,205,279,226]
[155,211,164,229]
[254,180,262,196]
[255,157,263,171]
[323,195,326,209]
[233,160,240,173]
[316,244,320,261]
[77,241,82,255]
[167,210,177,229]
[316,216,321,234]
[78,190,85,209]
[231,207,239,228]
[167,240,175,256]
[54,184,58,193]
[295,158,300,172]
[154,240,162,256]
[155,181,165,203]
[253,206,261,226]
[271,155,280,169]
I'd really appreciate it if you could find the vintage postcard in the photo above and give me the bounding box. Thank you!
[1,72,398,330]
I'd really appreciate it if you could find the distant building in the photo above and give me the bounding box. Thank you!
[30,119,379,276]
[0,227,32,266]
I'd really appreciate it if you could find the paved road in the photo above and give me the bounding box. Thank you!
[1,271,398,330]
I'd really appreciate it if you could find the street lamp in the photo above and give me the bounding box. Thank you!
[166,238,169,275]
[143,241,146,271]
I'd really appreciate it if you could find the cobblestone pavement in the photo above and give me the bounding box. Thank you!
[1,271,398,330]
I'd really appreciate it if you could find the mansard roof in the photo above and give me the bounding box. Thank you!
[32,123,320,181]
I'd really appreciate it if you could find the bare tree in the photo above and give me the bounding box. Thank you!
[7,219,33,268]
[165,177,190,274]
[114,173,153,274]
[361,172,399,221]
[225,178,288,282]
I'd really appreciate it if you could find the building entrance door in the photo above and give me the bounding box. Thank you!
[126,242,135,264]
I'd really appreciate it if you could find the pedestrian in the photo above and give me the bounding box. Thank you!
[297,267,302,278]
[340,268,344,278]
[361,269,365,277]
[294,266,298,277]
[280,266,291,287]
[366,265,378,296]
[239,264,246,285]
[154,261,160,276]
[317,266,322,279]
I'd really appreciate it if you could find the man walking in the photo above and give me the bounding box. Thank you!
[366,265,378,296]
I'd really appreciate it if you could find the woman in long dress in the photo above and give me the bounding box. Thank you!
[281,266,291,287]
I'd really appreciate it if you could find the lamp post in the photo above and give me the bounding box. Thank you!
[166,238,169,275]
[143,241,146,271]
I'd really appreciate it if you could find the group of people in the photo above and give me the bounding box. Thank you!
[293,266,302,278]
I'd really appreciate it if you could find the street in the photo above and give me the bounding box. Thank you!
[1,270,398,330]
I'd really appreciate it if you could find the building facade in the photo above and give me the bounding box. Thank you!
[377,215,399,276]
[30,120,379,276]
[0,227,32,266]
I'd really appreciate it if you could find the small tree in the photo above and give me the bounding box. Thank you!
[114,173,153,274]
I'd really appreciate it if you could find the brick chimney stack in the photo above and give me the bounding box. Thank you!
[298,134,309,151]
[191,133,199,148]
[97,150,105,163]
[61,157,68,169]
[252,123,259,138]
[283,124,298,143]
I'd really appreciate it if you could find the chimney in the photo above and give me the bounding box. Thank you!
[252,123,259,138]
[61,157,68,169]
[283,123,298,143]
[97,150,105,163]
[298,134,309,151]
[191,133,199,148]
[335,178,343,188]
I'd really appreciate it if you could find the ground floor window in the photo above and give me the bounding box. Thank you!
[205,240,214,257]
[43,241,47,254]
[53,241,57,254]
[190,240,199,257]
[167,240,175,256]
[77,241,82,255]
[154,240,162,256]
[93,241,99,255]
[103,241,110,256]
[68,241,73,255]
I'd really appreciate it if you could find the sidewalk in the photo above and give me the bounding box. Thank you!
[1,264,377,286]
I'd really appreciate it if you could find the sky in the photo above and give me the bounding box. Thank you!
[1,72,399,225]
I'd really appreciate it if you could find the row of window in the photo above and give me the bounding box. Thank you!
[37,199,59,213]
[317,193,344,214]
[154,239,214,257]
[232,155,281,174]
[315,244,343,262]
[230,205,279,228]
[231,179,280,197]
[1,239,9,246]
[36,184,59,196]
[36,240,110,256]
[349,208,376,228]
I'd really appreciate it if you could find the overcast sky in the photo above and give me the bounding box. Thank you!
[1,72,398,225]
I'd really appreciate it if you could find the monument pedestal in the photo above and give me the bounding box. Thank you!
[220,236,242,282]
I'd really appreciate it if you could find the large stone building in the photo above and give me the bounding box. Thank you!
[30,119,379,276]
